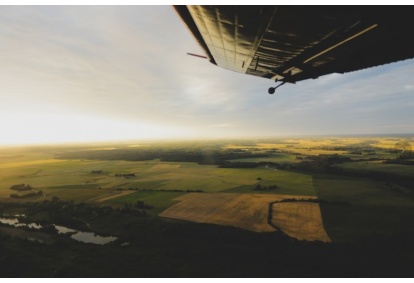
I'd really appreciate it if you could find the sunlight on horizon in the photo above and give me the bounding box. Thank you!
[0,6,413,147]
[0,112,194,146]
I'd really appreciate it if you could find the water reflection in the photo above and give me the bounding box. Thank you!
[54,224,117,245]
[0,218,42,229]
[71,231,117,245]
[54,225,76,234]
[0,217,117,245]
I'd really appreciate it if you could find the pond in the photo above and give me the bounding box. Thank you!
[54,225,118,245]
[0,217,42,229]
[0,217,118,245]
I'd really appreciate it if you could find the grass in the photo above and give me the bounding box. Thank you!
[105,190,185,215]
[114,180,165,190]
[223,169,315,196]
[336,160,414,178]
[314,174,413,206]
[46,187,107,202]
[314,174,414,242]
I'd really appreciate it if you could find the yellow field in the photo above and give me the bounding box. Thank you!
[374,137,414,149]
[223,137,414,155]
[271,202,331,242]
[223,139,360,155]
[159,193,329,241]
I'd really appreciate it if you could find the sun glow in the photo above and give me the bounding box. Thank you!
[0,111,191,146]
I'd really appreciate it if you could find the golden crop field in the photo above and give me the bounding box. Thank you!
[223,137,413,154]
[271,202,331,242]
[159,192,328,242]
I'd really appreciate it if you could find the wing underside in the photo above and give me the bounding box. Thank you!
[175,6,414,83]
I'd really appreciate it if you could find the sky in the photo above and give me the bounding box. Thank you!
[0,5,413,145]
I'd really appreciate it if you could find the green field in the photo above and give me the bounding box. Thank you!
[106,190,186,215]
[336,160,414,178]
[314,174,414,242]
[223,169,315,196]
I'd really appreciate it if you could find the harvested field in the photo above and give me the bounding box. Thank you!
[271,202,331,242]
[159,193,316,233]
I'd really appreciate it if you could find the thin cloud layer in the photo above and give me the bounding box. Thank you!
[0,6,413,145]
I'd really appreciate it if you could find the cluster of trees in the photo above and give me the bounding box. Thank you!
[56,147,269,165]
[20,198,149,229]
[115,187,203,193]
[274,198,351,206]
[296,154,352,163]
[219,161,283,168]
[135,200,153,210]
[10,184,33,191]
[90,170,103,174]
[349,149,376,155]
[9,184,42,199]
[219,162,260,168]
[115,173,135,177]
[290,154,359,173]
[254,184,278,191]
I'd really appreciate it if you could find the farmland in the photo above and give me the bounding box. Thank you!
[1,136,414,277]
[1,136,414,241]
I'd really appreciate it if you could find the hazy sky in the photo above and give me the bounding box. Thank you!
[0,5,413,145]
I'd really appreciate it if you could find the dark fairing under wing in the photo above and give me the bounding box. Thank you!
[174,5,414,84]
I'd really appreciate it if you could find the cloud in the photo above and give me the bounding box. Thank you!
[0,5,413,144]
[404,84,414,91]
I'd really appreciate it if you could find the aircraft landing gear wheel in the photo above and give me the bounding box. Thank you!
[268,81,286,94]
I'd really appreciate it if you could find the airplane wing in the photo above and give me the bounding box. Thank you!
[174,6,414,92]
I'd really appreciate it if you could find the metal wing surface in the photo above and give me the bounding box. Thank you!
[175,6,414,86]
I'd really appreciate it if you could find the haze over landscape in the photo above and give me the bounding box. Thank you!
[1,5,413,145]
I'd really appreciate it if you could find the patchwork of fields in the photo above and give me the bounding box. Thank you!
[1,136,413,243]
[0,156,315,206]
